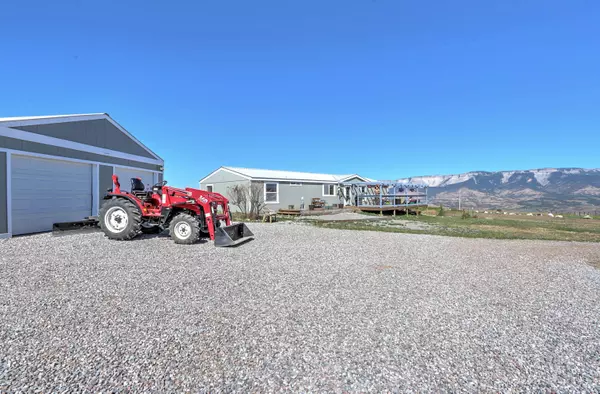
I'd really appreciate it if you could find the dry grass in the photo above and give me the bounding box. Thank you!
[315,212,600,243]
[474,224,600,242]
[588,260,600,269]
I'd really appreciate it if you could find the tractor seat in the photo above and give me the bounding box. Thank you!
[130,178,152,200]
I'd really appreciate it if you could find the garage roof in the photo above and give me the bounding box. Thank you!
[0,113,163,162]
[0,113,104,123]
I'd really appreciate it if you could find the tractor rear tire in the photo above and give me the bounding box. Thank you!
[99,198,142,240]
[169,213,201,244]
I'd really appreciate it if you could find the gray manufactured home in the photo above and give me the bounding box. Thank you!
[0,113,163,237]
[199,167,370,212]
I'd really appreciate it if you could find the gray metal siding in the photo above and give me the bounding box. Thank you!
[200,170,251,212]
[200,170,250,192]
[99,165,114,203]
[0,136,161,171]
[258,181,342,211]
[201,172,251,201]
[13,119,157,159]
[0,152,6,233]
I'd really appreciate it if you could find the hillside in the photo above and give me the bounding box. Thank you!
[398,168,600,212]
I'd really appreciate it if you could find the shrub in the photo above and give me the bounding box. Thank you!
[438,205,445,217]
[461,210,471,219]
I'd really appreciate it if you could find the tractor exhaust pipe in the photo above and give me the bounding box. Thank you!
[214,222,254,247]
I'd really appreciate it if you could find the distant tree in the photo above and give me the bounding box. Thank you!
[227,184,249,216]
[248,182,266,219]
[227,183,266,219]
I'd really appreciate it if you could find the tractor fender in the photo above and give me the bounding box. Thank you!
[103,193,144,214]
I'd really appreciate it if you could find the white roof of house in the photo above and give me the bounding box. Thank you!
[203,166,372,183]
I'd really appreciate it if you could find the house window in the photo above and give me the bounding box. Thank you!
[264,182,279,203]
[290,182,302,187]
[323,184,336,196]
[206,184,213,192]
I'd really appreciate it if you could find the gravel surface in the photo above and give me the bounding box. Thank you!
[1,224,600,392]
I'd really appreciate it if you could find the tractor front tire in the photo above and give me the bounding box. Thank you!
[169,213,201,244]
[99,198,142,240]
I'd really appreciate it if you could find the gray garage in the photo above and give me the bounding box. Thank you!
[0,113,163,237]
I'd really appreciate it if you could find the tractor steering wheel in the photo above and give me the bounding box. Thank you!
[153,180,167,188]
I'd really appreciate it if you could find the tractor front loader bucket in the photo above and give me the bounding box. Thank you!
[52,217,100,236]
[214,223,254,247]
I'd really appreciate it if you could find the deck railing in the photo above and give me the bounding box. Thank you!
[339,182,429,208]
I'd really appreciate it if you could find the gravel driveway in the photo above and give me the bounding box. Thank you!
[1,224,599,392]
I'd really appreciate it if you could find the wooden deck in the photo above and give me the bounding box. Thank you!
[277,209,302,216]
[357,205,428,215]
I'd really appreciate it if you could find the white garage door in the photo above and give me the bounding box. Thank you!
[113,167,156,192]
[11,155,93,235]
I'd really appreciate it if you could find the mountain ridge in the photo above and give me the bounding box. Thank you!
[397,168,600,211]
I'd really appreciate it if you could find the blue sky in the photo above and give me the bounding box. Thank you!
[1,0,599,186]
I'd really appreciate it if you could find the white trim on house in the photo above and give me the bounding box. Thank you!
[92,164,99,216]
[290,182,302,187]
[322,184,336,197]
[0,126,163,166]
[0,233,10,239]
[0,148,162,174]
[0,113,163,162]
[205,184,214,192]
[6,151,12,237]
[199,167,252,183]
[338,174,370,182]
[264,181,279,204]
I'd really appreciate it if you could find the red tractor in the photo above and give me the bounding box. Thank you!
[54,175,253,247]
